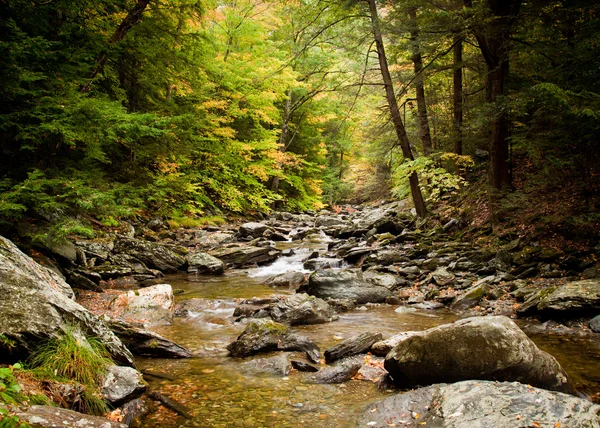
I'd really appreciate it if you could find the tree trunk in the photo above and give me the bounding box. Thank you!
[453,33,463,156]
[408,8,433,156]
[81,0,151,93]
[270,90,293,194]
[367,0,427,217]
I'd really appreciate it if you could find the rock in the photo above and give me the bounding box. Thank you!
[278,333,320,363]
[411,301,445,310]
[146,217,165,232]
[375,250,406,266]
[102,365,147,405]
[358,380,600,428]
[107,319,191,358]
[227,319,289,358]
[268,293,337,325]
[450,281,489,311]
[590,315,600,333]
[307,357,362,384]
[363,270,402,290]
[371,331,422,356]
[241,354,291,376]
[17,405,127,427]
[121,398,151,427]
[303,269,392,304]
[0,235,133,365]
[209,245,281,268]
[108,284,174,327]
[384,316,574,394]
[74,238,114,262]
[186,252,225,274]
[291,360,319,372]
[355,356,387,382]
[65,270,103,292]
[432,267,455,286]
[114,237,185,273]
[193,231,235,248]
[264,271,306,288]
[324,332,382,363]
[315,216,346,227]
[239,222,269,238]
[519,279,600,317]
[303,257,342,270]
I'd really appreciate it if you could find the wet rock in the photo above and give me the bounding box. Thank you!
[590,315,600,333]
[303,257,342,270]
[450,281,489,311]
[411,301,444,310]
[264,271,306,288]
[278,333,320,363]
[17,405,127,427]
[268,293,337,325]
[263,230,288,241]
[303,269,391,304]
[0,235,133,365]
[102,365,147,405]
[107,319,191,358]
[432,267,455,286]
[371,331,422,356]
[343,247,374,264]
[239,222,269,238]
[518,278,600,317]
[241,354,291,376]
[193,231,236,248]
[227,319,289,358]
[108,284,174,327]
[384,316,574,394]
[359,380,600,428]
[356,356,387,382]
[324,332,382,363]
[325,298,356,312]
[291,360,319,372]
[209,245,281,268]
[121,398,151,427]
[114,237,185,273]
[186,252,225,274]
[307,357,362,384]
[363,270,402,290]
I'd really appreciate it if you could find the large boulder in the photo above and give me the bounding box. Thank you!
[186,251,225,274]
[302,269,392,304]
[384,316,574,394]
[0,235,133,365]
[227,319,289,357]
[239,222,269,238]
[519,279,600,317]
[236,293,336,326]
[359,380,600,428]
[17,405,127,428]
[209,245,281,268]
[114,237,185,273]
[108,284,174,327]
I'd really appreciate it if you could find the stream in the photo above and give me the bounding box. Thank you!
[137,240,600,427]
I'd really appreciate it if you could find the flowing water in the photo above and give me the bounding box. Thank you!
[138,242,600,427]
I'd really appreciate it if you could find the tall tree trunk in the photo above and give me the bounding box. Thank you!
[453,33,463,156]
[81,0,151,93]
[367,0,427,217]
[408,8,433,156]
[270,90,293,194]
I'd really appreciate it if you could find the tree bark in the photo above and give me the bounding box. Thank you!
[367,0,427,217]
[408,8,433,156]
[81,0,151,93]
[453,32,463,156]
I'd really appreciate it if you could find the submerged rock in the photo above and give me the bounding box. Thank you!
[359,380,600,428]
[384,316,574,394]
[241,354,291,376]
[0,235,133,365]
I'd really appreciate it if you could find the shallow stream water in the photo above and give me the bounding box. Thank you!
[138,243,600,427]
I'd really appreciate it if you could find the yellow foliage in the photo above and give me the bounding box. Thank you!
[245,164,269,181]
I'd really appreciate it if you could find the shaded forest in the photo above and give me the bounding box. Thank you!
[1,0,599,245]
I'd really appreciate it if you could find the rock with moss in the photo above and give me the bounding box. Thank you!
[518,279,600,317]
[18,405,128,427]
[0,235,134,366]
[186,251,225,274]
[227,319,290,357]
[450,280,489,311]
[384,316,574,394]
[358,380,600,428]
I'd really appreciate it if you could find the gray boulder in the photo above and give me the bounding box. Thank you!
[303,269,392,304]
[519,278,600,317]
[114,237,185,273]
[268,293,337,325]
[359,380,600,428]
[101,365,147,405]
[0,235,133,365]
[385,316,574,394]
[324,332,382,363]
[432,267,455,286]
[239,222,269,238]
[209,245,281,268]
[371,331,422,356]
[108,284,174,327]
[264,271,306,288]
[227,319,289,357]
[186,251,225,274]
[17,405,127,428]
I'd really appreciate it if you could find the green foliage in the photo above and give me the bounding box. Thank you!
[167,215,226,229]
[0,364,26,406]
[29,330,112,387]
[393,154,473,203]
